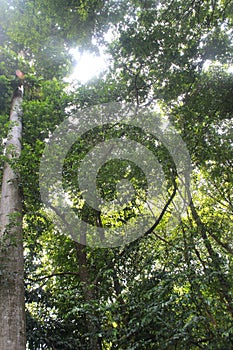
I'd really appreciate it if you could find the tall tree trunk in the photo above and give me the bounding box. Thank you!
[75,226,102,350]
[0,86,26,350]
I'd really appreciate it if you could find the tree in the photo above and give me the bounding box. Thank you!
[0,81,25,349]
[0,0,233,349]
[0,1,112,348]
[0,1,131,349]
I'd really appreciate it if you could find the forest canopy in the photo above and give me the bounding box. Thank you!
[0,0,233,349]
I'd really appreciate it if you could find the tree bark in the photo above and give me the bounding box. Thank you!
[75,226,102,350]
[0,86,26,350]
[188,196,233,317]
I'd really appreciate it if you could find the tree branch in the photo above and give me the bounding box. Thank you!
[28,271,80,283]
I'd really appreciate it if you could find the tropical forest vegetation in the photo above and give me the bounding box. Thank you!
[0,0,233,349]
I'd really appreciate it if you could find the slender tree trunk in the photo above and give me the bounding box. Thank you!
[188,196,233,317]
[75,226,102,350]
[0,86,26,350]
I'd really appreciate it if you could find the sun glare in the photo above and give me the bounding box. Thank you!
[65,28,115,84]
[67,48,109,84]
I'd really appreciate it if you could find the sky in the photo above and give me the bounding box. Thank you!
[66,29,115,84]
[68,52,233,85]
[68,49,109,83]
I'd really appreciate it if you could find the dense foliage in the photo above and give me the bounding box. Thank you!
[0,0,233,349]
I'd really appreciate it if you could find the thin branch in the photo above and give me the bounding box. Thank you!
[28,271,80,283]
[143,173,177,238]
